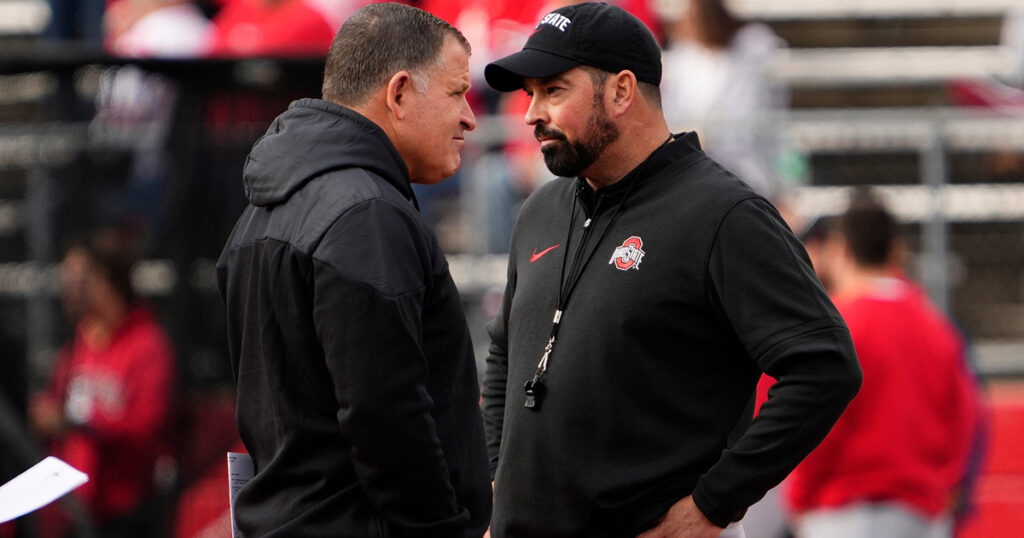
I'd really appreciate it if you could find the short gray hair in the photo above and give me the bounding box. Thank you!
[321,3,470,107]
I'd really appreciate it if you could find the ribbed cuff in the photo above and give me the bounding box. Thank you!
[692,481,736,529]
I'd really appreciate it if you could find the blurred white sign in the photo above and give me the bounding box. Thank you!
[0,457,89,524]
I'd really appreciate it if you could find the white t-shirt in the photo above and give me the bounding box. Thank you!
[111,3,212,58]
[661,23,788,197]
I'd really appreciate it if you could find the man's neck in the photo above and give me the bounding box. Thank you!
[583,128,673,190]
[831,265,897,302]
[82,299,129,350]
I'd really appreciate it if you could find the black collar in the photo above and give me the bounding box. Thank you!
[576,131,701,206]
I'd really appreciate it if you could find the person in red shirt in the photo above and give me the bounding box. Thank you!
[29,227,176,538]
[784,190,982,537]
[206,0,337,57]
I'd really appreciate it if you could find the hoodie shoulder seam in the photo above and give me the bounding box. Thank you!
[309,178,425,259]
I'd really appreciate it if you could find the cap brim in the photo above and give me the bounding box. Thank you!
[799,215,836,243]
[485,48,581,92]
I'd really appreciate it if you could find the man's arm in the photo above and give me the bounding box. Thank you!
[312,199,467,536]
[481,260,516,478]
[940,329,983,507]
[692,198,862,527]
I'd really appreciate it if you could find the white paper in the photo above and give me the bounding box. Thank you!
[227,452,254,538]
[0,456,89,524]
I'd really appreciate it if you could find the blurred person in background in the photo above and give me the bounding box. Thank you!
[796,215,839,293]
[28,227,177,538]
[657,0,790,204]
[96,0,214,238]
[104,0,212,58]
[205,0,380,57]
[216,3,490,536]
[481,3,861,536]
[784,189,983,538]
[44,0,107,44]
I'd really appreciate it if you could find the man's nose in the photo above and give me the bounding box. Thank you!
[524,97,547,126]
[461,97,477,132]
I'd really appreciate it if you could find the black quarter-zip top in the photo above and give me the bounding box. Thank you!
[482,132,861,537]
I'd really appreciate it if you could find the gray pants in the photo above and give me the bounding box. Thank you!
[721,522,747,538]
[795,503,951,538]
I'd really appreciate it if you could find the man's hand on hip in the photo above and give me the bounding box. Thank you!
[635,495,723,538]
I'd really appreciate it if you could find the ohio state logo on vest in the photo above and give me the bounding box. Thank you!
[609,236,645,271]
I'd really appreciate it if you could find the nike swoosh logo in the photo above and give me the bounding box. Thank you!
[530,244,561,263]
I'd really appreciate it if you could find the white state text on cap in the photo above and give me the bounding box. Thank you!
[538,12,571,32]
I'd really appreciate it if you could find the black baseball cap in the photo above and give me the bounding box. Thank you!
[799,215,837,244]
[484,2,662,92]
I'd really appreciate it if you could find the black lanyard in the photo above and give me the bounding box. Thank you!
[524,136,670,410]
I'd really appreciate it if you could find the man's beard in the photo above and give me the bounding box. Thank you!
[535,96,620,178]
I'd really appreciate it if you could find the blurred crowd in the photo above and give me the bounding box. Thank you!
[1,1,996,538]
[40,0,798,253]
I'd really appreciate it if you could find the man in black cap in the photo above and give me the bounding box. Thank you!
[480,3,862,537]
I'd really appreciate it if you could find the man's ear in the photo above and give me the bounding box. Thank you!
[386,71,413,120]
[610,70,637,116]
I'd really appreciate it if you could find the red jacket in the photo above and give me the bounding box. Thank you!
[47,305,175,523]
[785,278,980,518]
